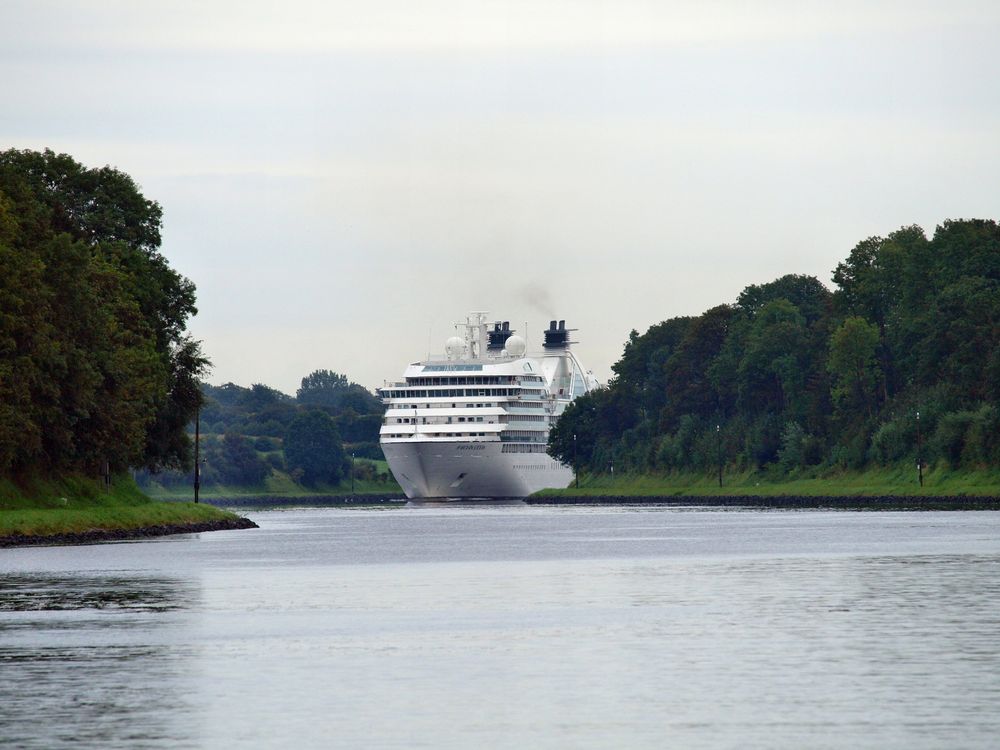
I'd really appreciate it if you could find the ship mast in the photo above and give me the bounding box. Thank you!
[457,312,490,360]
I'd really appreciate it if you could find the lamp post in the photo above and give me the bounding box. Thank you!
[916,410,923,487]
[351,452,355,495]
[573,433,578,489]
[717,423,722,488]
[193,406,200,504]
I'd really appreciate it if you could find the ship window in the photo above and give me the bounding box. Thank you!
[458,417,465,422]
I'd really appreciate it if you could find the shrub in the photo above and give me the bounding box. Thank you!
[962,404,1000,465]
[253,436,279,452]
[931,411,976,466]
[869,417,914,465]
[777,421,808,471]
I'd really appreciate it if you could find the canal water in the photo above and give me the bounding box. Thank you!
[2,505,999,749]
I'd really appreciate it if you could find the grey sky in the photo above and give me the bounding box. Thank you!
[3,1,999,393]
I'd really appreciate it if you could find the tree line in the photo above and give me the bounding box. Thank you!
[0,148,388,492]
[137,371,387,489]
[200,370,382,446]
[550,220,1000,476]
[0,148,206,477]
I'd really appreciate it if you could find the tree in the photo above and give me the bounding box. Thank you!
[217,432,269,485]
[297,369,349,405]
[832,227,925,400]
[660,305,734,429]
[737,274,831,325]
[738,300,809,414]
[827,317,881,416]
[545,219,999,477]
[297,369,381,413]
[239,383,293,411]
[0,148,207,474]
[284,410,345,485]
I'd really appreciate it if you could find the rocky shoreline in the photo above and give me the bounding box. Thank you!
[0,516,259,548]
[526,495,1000,510]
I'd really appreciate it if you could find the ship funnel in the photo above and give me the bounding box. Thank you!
[543,319,576,349]
[487,320,515,351]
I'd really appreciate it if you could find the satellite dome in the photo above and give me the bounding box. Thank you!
[504,334,526,357]
[445,336,466,359]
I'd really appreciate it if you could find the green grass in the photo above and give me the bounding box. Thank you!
[145,464,402,500]
[0,474,242,538]
[535,465,1000,497]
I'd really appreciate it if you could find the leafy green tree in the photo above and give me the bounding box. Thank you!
[916,277,1000,401]
[660,305,734,429]
[548,387,609,469]
[239,383,293,411]
[0,148,206,474]
[546,220,999,477]
[737,274,831,325]
[217,432,270,485]
[284,410,345,485]
[297,369,349,404]
[297,369,381,414]
[827,317,881,416]
[0,231,52,470]
[738,299,809,415]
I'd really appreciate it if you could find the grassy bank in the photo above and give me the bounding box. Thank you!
[0,474,246,539]
[144,464,402,501]
[535,466,1000,497]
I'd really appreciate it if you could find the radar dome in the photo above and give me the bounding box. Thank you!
[504,334,527,357]
[445,336,466,359]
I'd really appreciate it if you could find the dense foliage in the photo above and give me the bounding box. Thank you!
[200,371,382,450]
[0,148,206,476]
[137,371,385,489]
[550,220,1000,476]
[284,410,346,486]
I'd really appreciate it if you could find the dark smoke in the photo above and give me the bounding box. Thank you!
[517,283,555,319]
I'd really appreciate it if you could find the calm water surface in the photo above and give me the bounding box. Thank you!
[2,505,1000,749]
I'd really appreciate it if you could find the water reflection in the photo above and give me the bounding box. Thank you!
[0,574,192,613]
[0,573,201,749]
[2,509,1000,749]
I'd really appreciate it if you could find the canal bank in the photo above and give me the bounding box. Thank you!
[1,475,258,547]
[526,495,1000,510]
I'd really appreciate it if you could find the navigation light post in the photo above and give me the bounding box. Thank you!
[916,410,923,487]
[717,424,722,488]
[574,433,578,489]
[194,406,200,504]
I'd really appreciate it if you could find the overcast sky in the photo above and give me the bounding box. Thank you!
[3,1,999,393]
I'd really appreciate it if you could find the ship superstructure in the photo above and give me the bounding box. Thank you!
[379,313,598,499]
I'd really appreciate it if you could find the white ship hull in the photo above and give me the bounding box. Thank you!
[382,441,572,499]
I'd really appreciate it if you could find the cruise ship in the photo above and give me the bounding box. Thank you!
[379,313,599,499]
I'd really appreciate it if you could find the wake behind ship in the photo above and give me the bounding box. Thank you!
[379,314,599,500]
